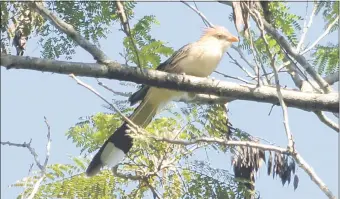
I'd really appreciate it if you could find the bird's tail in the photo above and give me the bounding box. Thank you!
[86,92,164,177]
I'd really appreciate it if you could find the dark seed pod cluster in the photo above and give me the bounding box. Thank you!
[232,148,299,192]
[267,152,299,190]
[232,145,265,191]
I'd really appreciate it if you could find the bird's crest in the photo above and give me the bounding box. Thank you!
[202,26,230,37]
[201,26,239,43]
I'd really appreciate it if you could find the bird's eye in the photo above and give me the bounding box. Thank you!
[216,34,224,39]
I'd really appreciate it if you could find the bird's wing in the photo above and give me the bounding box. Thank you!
[128,43,193,105]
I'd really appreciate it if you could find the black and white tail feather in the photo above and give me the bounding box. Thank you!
[86,89,165,177]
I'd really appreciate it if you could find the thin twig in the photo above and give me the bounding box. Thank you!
[26,176,45,199]
[230,45,258,77]
[245,25,270,84]
[266,61,291,81]
[69,74,137,129]
[268,104,275,116]
[2,117,52,199]
[296,2,317,52]
[181,1,214,28]
[226,52,256,79]
[247,28,263,86]
[21,163,34,199]
[96,79,131,97]
[115,0,142,68]
[300,15,339,55]
[214,70,253,84]
[151,136,288,154]
[292,153,336,199]
[284,53,322,93]
[1,140,44,171]
[251,6,294,150]
[193,1,209,27]
[112,166,143,180]
[43,116,51,169]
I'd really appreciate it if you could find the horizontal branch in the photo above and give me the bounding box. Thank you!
[1,54,338,113]
[154,135,336,199]
[1,140,44,171]
[153,136,288,154]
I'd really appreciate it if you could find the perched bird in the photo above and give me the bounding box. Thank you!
[86,26,239,176]
[12,29,28,56]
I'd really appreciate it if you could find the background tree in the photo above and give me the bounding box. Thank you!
[1,1,338,199]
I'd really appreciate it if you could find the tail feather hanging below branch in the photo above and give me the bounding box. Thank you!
[86,88,171,177]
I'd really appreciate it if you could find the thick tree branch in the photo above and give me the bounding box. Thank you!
[1,54,338,113]
[30,2,110,63]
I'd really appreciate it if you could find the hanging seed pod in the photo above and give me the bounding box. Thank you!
[259,150,266,163]
[267,151,272,176]
[273,153,277,179]
[287,168,292,185]
[293,175,299,190]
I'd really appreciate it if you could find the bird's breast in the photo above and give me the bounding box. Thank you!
[181,47,223,77]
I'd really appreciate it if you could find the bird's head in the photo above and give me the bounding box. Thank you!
[200,26,239,52]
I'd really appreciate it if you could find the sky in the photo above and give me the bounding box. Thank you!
[1,2,338,199]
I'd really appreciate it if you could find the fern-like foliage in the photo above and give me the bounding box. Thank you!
[123,14,174,69]
[315,1,339,36]
[312,43,339,75]
[268,2,303,47]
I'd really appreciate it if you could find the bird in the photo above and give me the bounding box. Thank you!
[86,26,239,177]
[12,29,28,56]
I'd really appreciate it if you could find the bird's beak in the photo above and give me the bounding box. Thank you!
[227,35,239,43]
